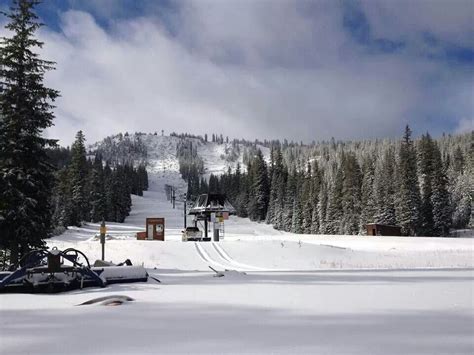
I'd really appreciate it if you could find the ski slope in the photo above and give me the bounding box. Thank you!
[1,134,473,355]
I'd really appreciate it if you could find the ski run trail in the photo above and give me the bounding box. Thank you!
[1,135,473,355]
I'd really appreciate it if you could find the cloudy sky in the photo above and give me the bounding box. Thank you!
[1,0,473,145]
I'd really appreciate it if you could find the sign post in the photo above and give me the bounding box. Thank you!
[183,193,187,229]
[100,220,107,261]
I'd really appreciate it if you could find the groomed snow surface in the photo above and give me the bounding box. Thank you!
[1,135,473,354]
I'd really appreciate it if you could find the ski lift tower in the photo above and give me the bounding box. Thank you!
[188,194,236,241]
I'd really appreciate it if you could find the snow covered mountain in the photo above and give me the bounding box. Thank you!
[2,133,473,355]
[90,132,270,178]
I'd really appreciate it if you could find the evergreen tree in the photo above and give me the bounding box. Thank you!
[209,174,220,193]
[397,126,421,236]
[318,180,328,234]
[0,0,60,263]
[266,145,284,224]
[359,156,376,233]
[431,142,451,236]
[373,146,397,225]
[114,165,132,222]
[235,174,250,218]
[310,161,321,234]
[291,199,303,233]
[452,146,465,174]
[247,150,269,221]
[326,163,344,234]
[69,131,88,226]
[104,163,116,222]
[51,167,72,228]
[341,152,362,234]
[418,134,435,235]
[301,163,313,234]
[273,166,287,230]
[451,171,472,229]
[88,154,106,223]
[282,169,297,231]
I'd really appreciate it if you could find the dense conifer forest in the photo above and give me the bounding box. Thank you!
[48,131,149,233]
[183,127,472,237]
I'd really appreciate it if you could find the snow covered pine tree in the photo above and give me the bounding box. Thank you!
[0,0,59,264]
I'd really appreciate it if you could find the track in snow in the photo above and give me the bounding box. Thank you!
[211,243,269,271]
[194,242,270,272]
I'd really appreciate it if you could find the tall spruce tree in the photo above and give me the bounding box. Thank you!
[397,126,421,236]
[51,167,72,229]
[301,163,314,234]
[359,156,376,233]
[69,131,88,226]
[341,152,362,234]
[283,169,297,231]
[88,154,106,223]
[247,150,269,221]
[373,146,397,225]
[318,179,328,234]
[266,145,283,225]
[273,166,287,230]
[310,161,321,234]
[326,162,344,234]
[0,0,60,263]
[431,142,451,236]
[418,133,435,235]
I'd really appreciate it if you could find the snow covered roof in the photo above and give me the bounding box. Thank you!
[188,194,236,215]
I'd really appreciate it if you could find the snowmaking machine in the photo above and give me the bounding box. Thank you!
[0,247,148,293]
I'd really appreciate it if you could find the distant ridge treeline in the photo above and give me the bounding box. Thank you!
[48,131,149,232]
[184,127,472,237]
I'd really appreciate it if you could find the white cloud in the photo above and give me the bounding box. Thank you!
[455,118,473,134]
[4,1,467,146]
[360,0,474,46]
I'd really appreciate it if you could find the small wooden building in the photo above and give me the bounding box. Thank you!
[137,217,165,240]
[365,223,402,236]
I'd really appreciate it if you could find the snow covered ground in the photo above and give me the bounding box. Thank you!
[197,139,270,178]
[1,135,473,354]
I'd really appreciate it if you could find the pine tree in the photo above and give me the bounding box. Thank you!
[326,162,344,234]
[318,180,328,234]
[373,146,397,225]
[359,156,376,233]
[104,163,116,222]
[301,163,313,234]
[418,134,435,235]
[310,161,321,234]
[397,126,421,236]
[247,150,269,221]
[266,145,283,225]
[115,165,132,222]
[69,131,88,226]
[235,174,250,218]
[451,171,472,229]
[291,199,303,234]
[341,152,362,234]
[282,169,297,231]
[51,167,72,228]
[431,142,451,236]
[273,166,287,230]
[0,0,60,263]
[88,154,106,223]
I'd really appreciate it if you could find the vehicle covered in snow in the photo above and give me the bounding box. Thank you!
[182,226,203,241]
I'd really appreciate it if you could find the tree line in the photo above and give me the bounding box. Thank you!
[50,131,149,231]
[186,127,472,237]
